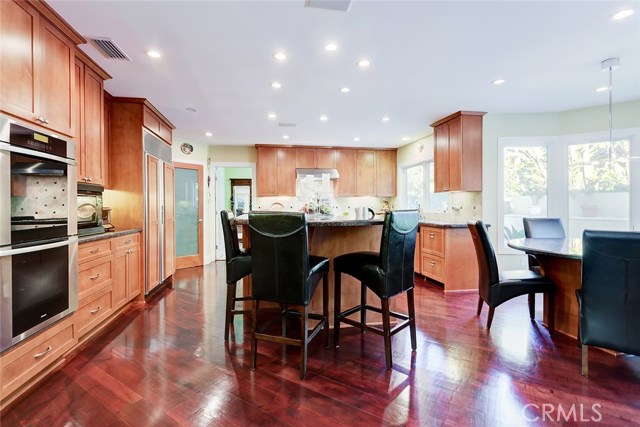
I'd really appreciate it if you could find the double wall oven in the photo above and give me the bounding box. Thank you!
[0,115,78,352]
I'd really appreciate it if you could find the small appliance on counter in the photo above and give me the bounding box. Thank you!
[102,207,114,231]
[77,183,104,236]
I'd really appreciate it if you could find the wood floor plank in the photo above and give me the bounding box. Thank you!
[2,262,640,426]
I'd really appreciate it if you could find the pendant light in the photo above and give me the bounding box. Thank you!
[601,57,620,163]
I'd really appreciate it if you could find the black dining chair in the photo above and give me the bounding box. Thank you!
[334,210,419,370]
[220,210,252,341]
[577,230,640,377]
[468,220,555,332]
[523,217,565,271]
[248,212,329,379]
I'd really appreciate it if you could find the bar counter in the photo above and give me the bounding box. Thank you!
[235,215,394,326]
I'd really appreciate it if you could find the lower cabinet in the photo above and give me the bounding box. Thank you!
[0,232,141,410]
[418,225,479,292]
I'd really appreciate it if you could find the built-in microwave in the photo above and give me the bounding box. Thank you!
[77,183,104,236]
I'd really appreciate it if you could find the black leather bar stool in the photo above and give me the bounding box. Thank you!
[248,212,329,379]
[334,210,419,370]
[468,220,555,332]
[220,210,252,341]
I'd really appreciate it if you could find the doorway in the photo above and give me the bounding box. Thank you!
[230,178,252,216]
[174,162,204,269]
[214,165,253,261]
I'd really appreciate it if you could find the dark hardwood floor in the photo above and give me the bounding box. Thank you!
[3,262,640,426]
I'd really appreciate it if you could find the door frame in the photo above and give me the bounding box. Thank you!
[174,162,204,269]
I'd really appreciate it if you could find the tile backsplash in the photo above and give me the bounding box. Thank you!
[424,191,482,223]
[11,176,68,219]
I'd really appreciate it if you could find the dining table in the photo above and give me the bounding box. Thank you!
[508,237,583,339]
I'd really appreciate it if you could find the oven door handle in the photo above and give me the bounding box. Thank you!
[0,239,69,257]
[0,141,76,166]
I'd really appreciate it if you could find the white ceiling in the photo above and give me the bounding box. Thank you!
[48,0,640,148]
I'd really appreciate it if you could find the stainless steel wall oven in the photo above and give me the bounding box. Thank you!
[0,115,78,352]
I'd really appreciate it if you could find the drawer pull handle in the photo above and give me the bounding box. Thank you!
[89,248,100,254]
[90,273,101,280]
[429,261,436,266]
[430,233,435,239]
[90,306,102,314]
[127,249,133,254]
[33,346,52,359]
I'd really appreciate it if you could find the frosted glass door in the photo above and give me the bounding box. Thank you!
[174,163,203,268]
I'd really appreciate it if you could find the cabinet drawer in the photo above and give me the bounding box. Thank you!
[1,319,75,398]
[421,227,445,257]
[75,287,113,338]
[78,255,113,299]
[78,240,112,263]
[421,254,445,283]
[113,233,140,251]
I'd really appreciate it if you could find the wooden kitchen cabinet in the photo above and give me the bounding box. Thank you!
[432,111,485,192]
[113,234,141,310]
[295,148,337,169]
[419,225,479,292]
[74,51,111,185]
[256,146,296,196]
[375,150,397,197]
[316,148,337,168]
[163,163,175,279]
[143,105,173,145]
[295,148,316,168]
[335,148,357,196]
[356,150,376,196]
[0,0,83,137]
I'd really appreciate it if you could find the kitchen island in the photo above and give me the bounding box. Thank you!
[235,215,393,326]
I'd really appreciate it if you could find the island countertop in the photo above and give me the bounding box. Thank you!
[234,214,384,227]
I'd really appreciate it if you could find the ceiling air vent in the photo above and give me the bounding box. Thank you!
[278,122,297,128]
[88,36,131,61]
[304,0,351,12]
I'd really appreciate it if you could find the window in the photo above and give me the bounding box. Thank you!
[403,162,448,212]
[498,128,639,254]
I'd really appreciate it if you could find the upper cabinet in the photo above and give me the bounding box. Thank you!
[431,111,485,192]
[0,0,84,137]
[375,150,397,197]
[143,105,173,145]
[256,146,296,196]
[74,51,111,185]
[356,150,376,196]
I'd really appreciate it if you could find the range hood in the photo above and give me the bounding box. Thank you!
[296,168,340,179]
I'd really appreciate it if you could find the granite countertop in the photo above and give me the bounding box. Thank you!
[234,214,384,226]
[418,220,470,228]
[78,228,142,244]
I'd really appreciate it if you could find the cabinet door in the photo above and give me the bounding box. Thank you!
[39,18,74,137]
[356,150,376,196]
[73,58,84,179]
[146,156,160,292]
[316,148,336,169]
[113,249,128,310]
[82,66,105,185]
[127,246,141,300]
[335,149,356,196]
[0,0,39,122]
[276,147,295,196]
[257,146,277,196]
[434,123,450,192]
[447,117,462,191]
[163,163,175,279]
[295,148,315,168]
[103,97,111,188]
[375,150,396,197]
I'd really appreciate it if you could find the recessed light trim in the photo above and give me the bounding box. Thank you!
[492,79,506,85]
[382,116,390,122]
[146,50,162,58]
[596,86,610,92]
[271,81,282,89]
[611,9,634,20]
[401,137,410,141]
[324,42,338,51]
[205,132,212,137]
[320,115,328,121]
[339,87,350,93]
[283,135,290,140]
[273,52,287,60]
[357,59,370,68]
[268,113,277,119]
[353,137,360,142]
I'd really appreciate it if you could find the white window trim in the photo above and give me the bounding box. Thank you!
[497,127,640,255]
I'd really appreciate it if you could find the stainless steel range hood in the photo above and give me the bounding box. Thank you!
[296,168,340,179]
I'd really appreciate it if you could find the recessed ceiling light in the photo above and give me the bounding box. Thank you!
[382,116,390,122]
[205,132,212,137]
[320,115,328,121]
[271,81,282,89]
[146,50,161,58]
[357,59,370,68]
[401,137,410,141]
[186,107,197,112]
[324,43,338,51]
[273,52,287,60]
[339,87,350,93]
[596,86,610,92]
[611,9,634,20]
[492,79,506,85]
[283,135,290,140]
[353,137,360,142]
[268,113,277,119]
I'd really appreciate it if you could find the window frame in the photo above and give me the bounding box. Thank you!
[400,160,445,213]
